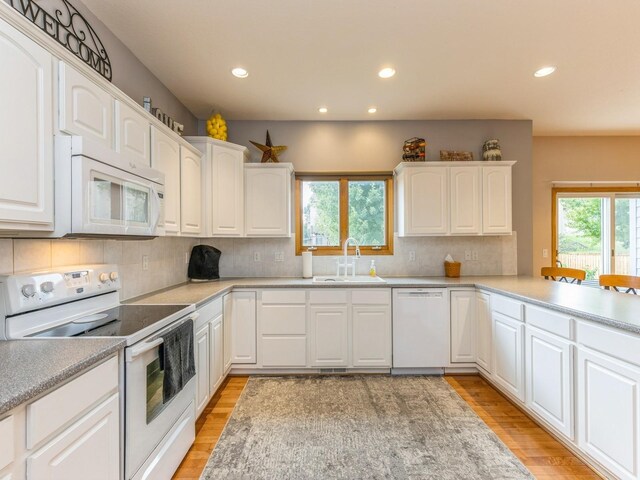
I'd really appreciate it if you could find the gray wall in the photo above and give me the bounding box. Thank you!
[227,120,533,275]
[4,0,198,135]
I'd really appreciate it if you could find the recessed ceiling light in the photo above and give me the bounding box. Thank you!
[378,67,396,79]
[368,107,377,114]
[231,67,249,78]
[318,107,328,113]
[534,66,556,77]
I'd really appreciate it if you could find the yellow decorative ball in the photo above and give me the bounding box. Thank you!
[206,112,227,141]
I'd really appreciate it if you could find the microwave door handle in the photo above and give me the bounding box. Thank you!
[150,186,161,232]
[126,337,164,362]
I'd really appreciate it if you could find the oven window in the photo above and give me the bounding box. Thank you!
[124,183,151,226]
[90,173,123,224]
[146,357,165,423]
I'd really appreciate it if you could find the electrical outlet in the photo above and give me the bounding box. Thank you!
[275,252,284,262]
[142,255,149,271]
[472,250,479,261]
[464,250,471,260]
[409,251,416,262]
[542,248,549,258]
[254,251,262,262]
[185,252,189,264]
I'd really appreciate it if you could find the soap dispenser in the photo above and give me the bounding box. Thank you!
[369,260,377,277]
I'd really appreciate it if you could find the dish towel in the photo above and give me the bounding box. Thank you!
[159,318,195,404]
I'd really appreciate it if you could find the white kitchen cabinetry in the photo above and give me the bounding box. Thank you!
[115,100,151,167]
[482,166,512,234]
[309,305,349,367]
[209,315,224,393]
[351,290,391,367]
[475,292,492,373]
[59,62,113,148]
[180,145,203,235]
[396,164,448,235]
[245,163,293,237]
[194,324,210,418]
[259,290,307,368]
[0,20,54,231]
[223,294,233,373]
[450,290,476,363]
[185,137,248,237]
[229,291,257,364]
[151,126,181,234]
[450,167,481,234]
[492,311,525,402]
[194,299,225,419]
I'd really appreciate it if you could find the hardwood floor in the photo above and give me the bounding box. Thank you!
[174,374,598,479]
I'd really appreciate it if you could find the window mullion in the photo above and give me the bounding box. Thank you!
[339,178,348,247]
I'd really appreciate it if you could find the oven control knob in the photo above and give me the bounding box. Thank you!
[40,281,54,293]
[99,273,110,283]
[21,284,36,298]
[109,272,119,282]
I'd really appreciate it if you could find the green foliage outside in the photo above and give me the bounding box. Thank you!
[348,181,385,245]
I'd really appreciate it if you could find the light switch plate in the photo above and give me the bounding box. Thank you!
[254,252,262,262]
[409,251,416,261]
[142,255,149,271]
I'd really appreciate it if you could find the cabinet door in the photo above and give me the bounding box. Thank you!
[492,311,524,402]
[578,348,640,480]
[450,167,481,234]
[27,394,119,480]
[482,166,512,234]
[230,292,257,364]
[0,21,54,229]
[309,306,349,367]
[209,316,224,393]
[475,292,492,373]
[180,146,202,235]
[223,295,232,372]
[195,325,210,418]
[245,166,291,237]
[525,326,574,440]
[352,305,391,367]
[450,290,476,363]
[115,100,150,166]
[403,167,448,235]
[211,146,244,236]
[151,127,181,234]
[59,62,113,148]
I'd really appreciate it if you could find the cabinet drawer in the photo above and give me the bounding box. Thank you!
[578,321,640,367]
[261,304,306,335]
[526,304,574,340]
[261,290,306,304]
[261,337,307,367]
[351,289,390,305]
[491,294,523,321]
[27,356,118,448]
[198,297,222,321]
[0,415,14,471]
[309,290,348,304]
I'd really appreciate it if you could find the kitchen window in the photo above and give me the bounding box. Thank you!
[295,174,394,255]
[552,186,640,282]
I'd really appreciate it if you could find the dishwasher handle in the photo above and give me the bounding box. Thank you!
[397,291,443,298]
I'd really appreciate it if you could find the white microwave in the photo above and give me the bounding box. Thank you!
[48,136,165,238]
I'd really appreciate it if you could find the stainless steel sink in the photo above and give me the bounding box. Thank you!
[312,275,387,284]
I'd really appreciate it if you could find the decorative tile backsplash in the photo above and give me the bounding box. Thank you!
[0,233,516,300]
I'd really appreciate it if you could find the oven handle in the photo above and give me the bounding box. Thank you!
[125,312,199,363]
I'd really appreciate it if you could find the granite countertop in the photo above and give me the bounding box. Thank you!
[129,275,640,335]
[0,338,125,416]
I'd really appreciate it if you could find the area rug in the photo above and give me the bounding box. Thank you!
[200,376,533,479]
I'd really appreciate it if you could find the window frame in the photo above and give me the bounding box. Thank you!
[295,173,394,256]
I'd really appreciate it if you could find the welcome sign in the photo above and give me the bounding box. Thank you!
[10,0,112,81]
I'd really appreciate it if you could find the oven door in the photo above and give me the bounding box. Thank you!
[71,156,163,236]
[124,315,196,479]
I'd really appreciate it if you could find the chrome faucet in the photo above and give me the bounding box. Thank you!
[337,237,360,277]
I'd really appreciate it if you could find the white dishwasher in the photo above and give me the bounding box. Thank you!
[392,288,449,370]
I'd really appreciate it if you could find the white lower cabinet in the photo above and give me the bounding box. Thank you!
[309,305,349,367]
[259,290,307,368]
[229,292,257,364]
[223,294,233,373]
[475,292,492,373]
[492,311,525,402]
[525,326,574,440]
[352,305,391,367]
[578,347,640,480]
[450,290,476,363]
[209,315,224,393]
[194,324,210,418]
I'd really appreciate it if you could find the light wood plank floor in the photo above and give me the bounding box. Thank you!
[174,374,599,479]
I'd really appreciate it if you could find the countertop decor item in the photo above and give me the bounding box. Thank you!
[440,150,474,161]
[482,139,502,161]
[302,251,313,278]
[402,137,426,161]
[206,112,228,141]
[250,130,287,163]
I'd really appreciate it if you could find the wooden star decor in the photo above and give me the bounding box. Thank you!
[250,130,287,163]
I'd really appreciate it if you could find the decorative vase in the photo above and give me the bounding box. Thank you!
[482,139,502,161]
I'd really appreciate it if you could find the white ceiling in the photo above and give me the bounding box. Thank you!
[83,0,640,135]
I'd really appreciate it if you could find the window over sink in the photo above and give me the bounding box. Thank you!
[295,174,394,255]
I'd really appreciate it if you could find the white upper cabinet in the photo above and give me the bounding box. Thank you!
[0,20,54,230]
[59,62,113,148]
[450,166,481,234]
[180,145,203,235]
[396,165,448,235]
[151,126,181,234]
[245,163,293,237]
[115,100,151,167]
[482,166,512,234]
